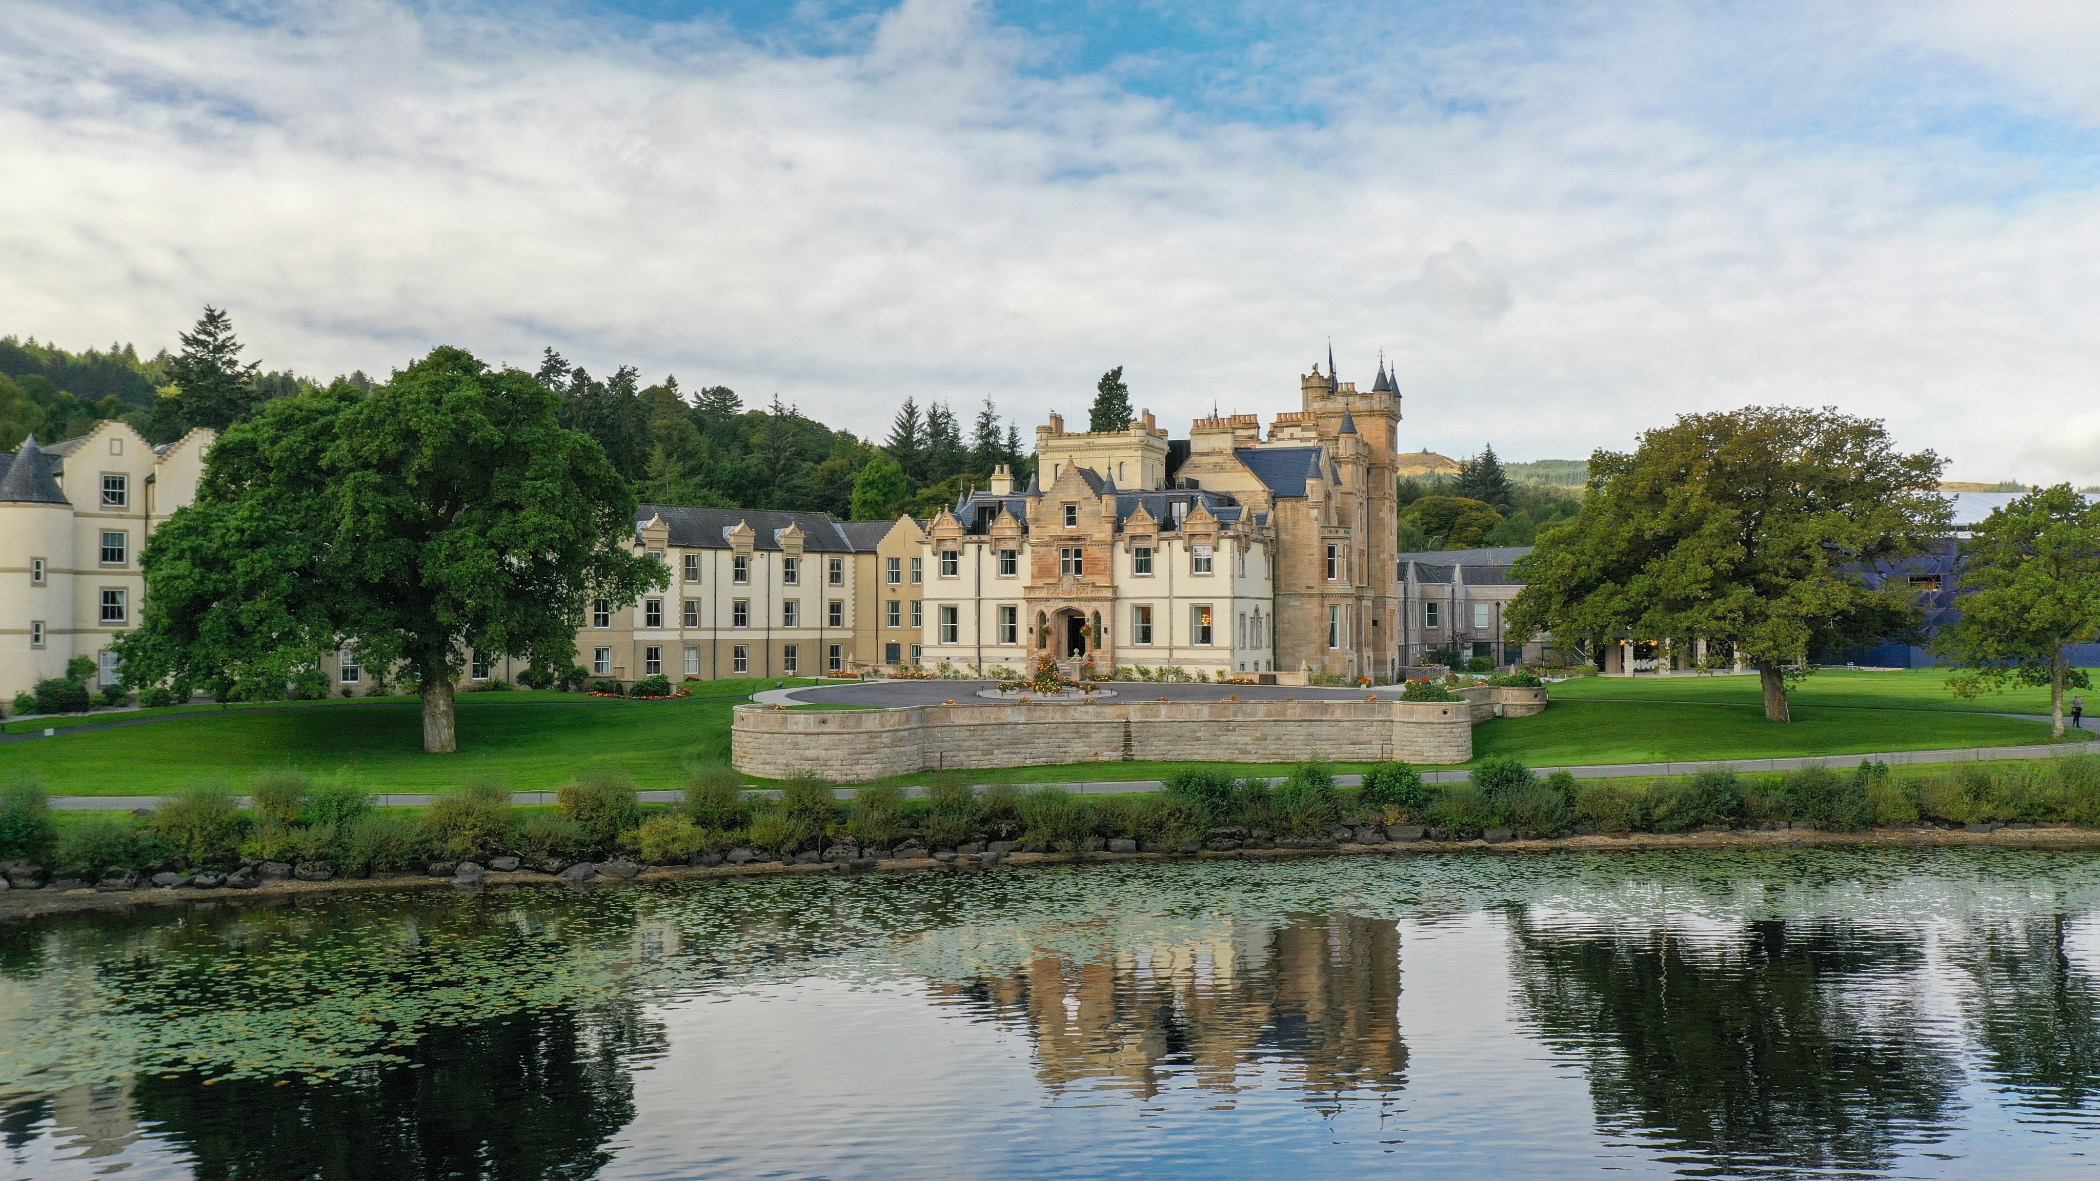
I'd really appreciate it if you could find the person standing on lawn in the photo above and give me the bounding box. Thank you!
[2075,695,2086,730]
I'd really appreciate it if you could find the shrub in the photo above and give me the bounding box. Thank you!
[559,666,591,692]
[518,665,556,690]
[1470,756,1535,806]
[1575,782,1642,833]
[1866,765,1921,826]
[922,779,980,847]
[0,777,57,863]
[1017,787,1097,853]
[1689,769,1747,823]
[1642,779,1710,833]
[630,675,673,698]
[684,767,750,831]
[1544,770,1580,806]
[1465,656,1495,673]
[777,774,839,828]
[240,821,299,863]
[977,783,1022,839]
[150,785,243,866]
[284,822,338,864]
[10,691,38,717]
[56,818,143,877]
[1359,763,1427,814]
[1488,670,1543,687]
[1499,782,1570,834]
[590,679,624,695]
[305,779,371,828]
[639,814,709,863]
[1427,785,1494,837]
[845,784,910,848]
[746,804,816,854]
[469,678,516,693]
[1164,767,1242,824]
[1272,762,1342,835]
[513,814,587,860]
[33,678,90,715]
[248,768,310,827]
[2056,757,2100,826]
[140,686,178,708]
[559,773,642,848]
[342,812,425,873]
[1400,680,1462,702]
[1782,766,1869,831]
[426,780,516,859]
[99,684,130,708]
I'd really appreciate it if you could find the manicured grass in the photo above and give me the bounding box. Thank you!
[1546,668,2077,716]
[1471,700,2064,766]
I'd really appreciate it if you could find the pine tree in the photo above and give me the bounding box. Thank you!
[886,397,926,484]
[970,397,1004,475]
[1004,424,1030,483]
[1456,444,1514,512]
[163,306,261,431]
[1089,366,1133,433]
[924,400,964,482]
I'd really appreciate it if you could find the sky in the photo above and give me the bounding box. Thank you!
[5,0,2100,481]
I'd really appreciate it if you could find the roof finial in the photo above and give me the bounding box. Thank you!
[1326,339,1338,393]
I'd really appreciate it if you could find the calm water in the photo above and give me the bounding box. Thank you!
[7,849,2100,1179]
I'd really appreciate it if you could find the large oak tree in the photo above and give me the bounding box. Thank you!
[117,346,663,752]
[1506,406,1948,721]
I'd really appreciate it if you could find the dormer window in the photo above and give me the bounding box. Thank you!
[1132,546,1153,576]
[1063,504,1078,528]
[733,555,750,584]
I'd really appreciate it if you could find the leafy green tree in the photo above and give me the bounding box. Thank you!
[1454,444,1514,511]
[162,306,262,432]
[0,373,43,449]
[1089,365,1133,433]
[1931,485,2100,738]
[1399,495,1503,548]
[849,454,910,520]
[1507,407,1947,722]
[117,346,662,753]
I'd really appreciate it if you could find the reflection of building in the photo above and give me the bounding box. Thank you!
[934,913,1406,1101]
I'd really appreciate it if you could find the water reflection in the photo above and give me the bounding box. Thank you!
[1958,914,2100,1114]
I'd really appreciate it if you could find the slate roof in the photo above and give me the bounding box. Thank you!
[835,521,894,550]
[1396,545,1535,566]
[1408,563,1454,584]
[0,436,69,505]
[946,486,1247,535]
[1232,445,1327,497]
[636,504,877,552]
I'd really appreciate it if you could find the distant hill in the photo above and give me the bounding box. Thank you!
[1938,480,2027,492]
[1503,459,1588,486]
[1396,450,1461,478]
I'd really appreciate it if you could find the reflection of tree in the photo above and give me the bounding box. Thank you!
[1512,917,1958,1173]
[131,1001,658,1181]
[1958,914,2100,1112]
[938,913,1405,1104]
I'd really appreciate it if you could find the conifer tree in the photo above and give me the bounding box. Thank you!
[970,397,1004,475]
[1089,366,1133,433]
[924,400,964,482]
[886,397,926,484]
[1455,444,1514,512]
[163,306,261,431]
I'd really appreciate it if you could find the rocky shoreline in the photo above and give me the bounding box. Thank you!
[6,823,2100,920]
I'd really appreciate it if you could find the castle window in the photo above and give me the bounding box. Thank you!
[886,557,902,585]
[30,558,45,585]
[1424,602,1440,629]
[1132,604,1153,645]
[101,531,126,566]
[1191,546,1213,575]
[1063,503,1078,528]
[644,598,662,628]
[1132,546,1152,575]
[828,600,844,627]
[783,599,799,628]
[592,599,610,629]
[1328,605,1344,649]
[471,654,491,680]
[1474,602,1492,630]
[644,646,662,676]
[1325,544,1340,581]
[100,588,127,624]
[939,550,958,577]
[782,557,799,585]
[782,645,798,674]
[1191,605,1213,645]
[998,605,1018,645]
[733,555,750,584]
[593,647,612,675]
[685,554,701,582]
[339,648,362,684]
[99,649,122,686]
[998,549,1017,576]
[732,599,749,628]
[911,600,923,628]
[685,646,701,676]
[827,644,843,673]
[102,474,127,509]
[683,599,701,627]
[886,600,902,627]
[828,557,844,586]
[31,620,46,648]
[939,605,959,644]
[910,557,923,584]
[1060,547,1084,577]
[733,645,749,674]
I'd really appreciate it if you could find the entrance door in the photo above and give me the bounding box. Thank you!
[1064,613,1087,658]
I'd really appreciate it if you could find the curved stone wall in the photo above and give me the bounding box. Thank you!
[732,687,1549,782]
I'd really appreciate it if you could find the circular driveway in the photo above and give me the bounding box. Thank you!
[778,679,1406,707]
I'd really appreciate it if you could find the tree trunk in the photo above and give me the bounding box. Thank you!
[421,668,458,754]
[1759,666,1791,723]
[2052,650,2067,740]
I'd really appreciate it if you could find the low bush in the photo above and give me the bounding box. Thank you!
[684,767,750,831]
[99,685,130,708]
[518,665,556,690]
[1781,766,1869,831]
[978,783,1023,840]
[844,783,911,848]
[140,686,178,708]
[1576,782,1642,833]
[33,678,91,715]
[1358,763,1428,814]
[1641,778,1709,833]
[240,821,299,864]
[922,778,981,847]
[425,780,515,859]
[11,691,38,716]
[1499,782,1569,833]
[342,812,425,873]
[56,818,145,877]
[559,773,642,849]
[248,768,310,827]
[469,678,516,693]
[1865,763,1921,826]
[305,779,370,828]
[284,822,338,865]
[590,679,624,695]
[1272,762,1342,835]
[1471,756,1535,807]
[1427,784,1494,837]
[1488,670,1543,687]
[1165,767,1242,825]
[1017,787,1097,853]
[747,804,817,854]
[638,814,708,863]
[1400,680,1462,702]
[151,785,243,866]
[0,776,57,863]
[513,814,587,860]
[630,675,673,698]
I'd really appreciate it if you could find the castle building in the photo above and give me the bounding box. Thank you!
[0,423,216,699]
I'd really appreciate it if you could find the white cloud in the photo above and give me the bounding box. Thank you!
[2,0,2099,483]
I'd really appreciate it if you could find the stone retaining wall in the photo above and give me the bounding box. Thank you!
[733,687,1548,782]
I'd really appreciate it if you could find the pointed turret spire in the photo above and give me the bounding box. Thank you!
[1372,350,1392,393]
[1327,340,1338,392]
[1025,464,1041,494]
[0,434,68,505]
[1339,408,1358,435]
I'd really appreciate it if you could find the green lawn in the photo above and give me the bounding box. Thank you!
[0,671,2075,797]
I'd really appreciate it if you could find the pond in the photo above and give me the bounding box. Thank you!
[7,848,2100,1178]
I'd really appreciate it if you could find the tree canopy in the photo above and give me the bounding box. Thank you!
[117,346,663,753]
[1453,444,1514,512]
[1089,365,1133,433]
[1506,406,1948,721]
[1931,485,2100,737]
[162,306,263,432]
[1399,496,1504,549]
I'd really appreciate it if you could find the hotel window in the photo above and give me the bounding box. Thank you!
[593,647,612,675]
[644,598,662,628]
[1191,604,1213,645]
[1473,602,1493,630]
[1059,547,1083,577]
[939,549,959,577]
[886,557,902,585]
[339,647,362,684]
[1237,613,1247,648]
[886,599,902,628]
[100,588,127,624]
[885,642,902,664]
[782,645,799,674]
[1236,550,1246,577]
[732,599,750,628]
[998,605,1018,645]
[733,645,749,674]
[783,556,799,585]
[1325,544,1340,580]
[828,557,845,586]
[939,605,959,644]
[646,549,663,564]
[1132,604,1154,645]
[30,558,45,585]
[100,531,126,566]
[733,555,750,584]
[471,653,491,680]
[1424,601,1440,629]
[592,599,611,629]
[828,600,844,628]
[910,557,923,584]
[910,600,923,628]
[684,554,701,582]
[1063,503,1078,528]
[998,549,1017,576]
[30,621,45,649]
[684,646,701,676]
[102,473,127,509]
[783,599,799,627]
[1328,605,1344,649]
[1132,546,1152,575]
[683,599,700,628]
[827,643,843,673]
[1191,546,1212,575]
[99,650,121,686]
[910,644,922,663]
[644,645,662,675]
